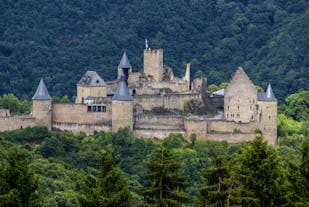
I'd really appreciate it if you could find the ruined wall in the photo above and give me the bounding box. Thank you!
[134,93,201,110]
[53,103,112,124]
[257,101,278,145]
[184,118,207,140]
[143,49,163,82]
[133,114,185,139]
[0,116,36,131]
[112,100,133,132]
[206,133,256,143]
[53,122,111,135]
[207,119,258,133]
[134,129,186,140]
[76,85,107,103]
[150,80,188,93]
[134,115,184,130]
[0,109,10,117]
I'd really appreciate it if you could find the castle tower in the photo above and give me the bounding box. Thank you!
[143,49,163,82]
[257,83,277,145]
[75,71,107,104]
[32,79,52,129]
[117,52,132,83]
[224,67,257,123]
[112,74,133,132]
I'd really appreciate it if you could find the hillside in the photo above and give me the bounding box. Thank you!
[0,0,308,101]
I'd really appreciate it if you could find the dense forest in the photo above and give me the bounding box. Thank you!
[0,0,308,101]
[0,91,308,206]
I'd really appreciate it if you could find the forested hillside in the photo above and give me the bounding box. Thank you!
[0,0,308,101]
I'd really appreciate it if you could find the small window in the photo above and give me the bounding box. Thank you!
[92,106,97,112]
[238,106,239,110]
[98,106,102,112]
[96,80,100,84]
[87,106,91,112]
[269,115,271,120]
[102,106,106,112]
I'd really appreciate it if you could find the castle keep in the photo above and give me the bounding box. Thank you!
[0,48,278,145]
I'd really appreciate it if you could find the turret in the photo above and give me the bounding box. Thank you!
[32,79,52,129]
[112,74,133,132]
[257,83,277,145]
[117,52,132,83]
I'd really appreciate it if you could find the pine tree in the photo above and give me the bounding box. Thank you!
[141,144,189,207]
[198,157,233,207]
[0,147,41,207]
[79,149,131,207]
[230,136,285,207]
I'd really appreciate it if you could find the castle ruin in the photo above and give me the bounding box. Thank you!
[0,48,278,145]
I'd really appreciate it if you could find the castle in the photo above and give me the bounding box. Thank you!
[0,48,278,145]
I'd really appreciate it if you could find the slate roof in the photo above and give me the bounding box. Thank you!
[118,52,131,69]
[32,79,52,100]
[112,74,133,101]
[257,83,276,101]
[77,71,106,86]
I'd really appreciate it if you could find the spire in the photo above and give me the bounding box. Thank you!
[265,83,276,101]
[32,79,52,100]
[112,74,133,101]
[118,52,131,69]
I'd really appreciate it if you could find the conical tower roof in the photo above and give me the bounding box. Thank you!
[118,52,131,69]
[257,83,276,101]
[265,83,276,101]
[32,79,52,100]
[112,74,133,101]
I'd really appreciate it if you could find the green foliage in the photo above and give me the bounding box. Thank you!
[141,144,189,206]
[198,157,233,207]
[0,93,30,114]
[207,84,220,93]
[230,136,285,206]
[281,91,309,121]
[79,149,131,207]
[0,146,41,206]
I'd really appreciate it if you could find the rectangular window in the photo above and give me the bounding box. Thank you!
[102,106,106,112]
[92,106,97,112]
[87,106,91,112]
[98,106,102,112]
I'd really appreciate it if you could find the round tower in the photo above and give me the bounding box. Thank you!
[32,79,52,129]
[112,74,133,132]
[257,83,277,145]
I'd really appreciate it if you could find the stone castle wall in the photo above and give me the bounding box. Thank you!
[144,49,164,82]
[134,93,201,110]
[206,133,256,143]
[150,80,188,93]
[53,122,111,135]
[0,116,36,131]
[133,114,185,139]
[112,101,133,132]
[207,119,258,133]
[53,103,112,124]
[184,118,207,140]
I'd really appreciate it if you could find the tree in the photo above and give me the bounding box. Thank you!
[283,91,309,121]
[140,143,189,207]
[198,157,233,207]
[0,147,41,207]
[79,149,131,207]
[230,136,285,206]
